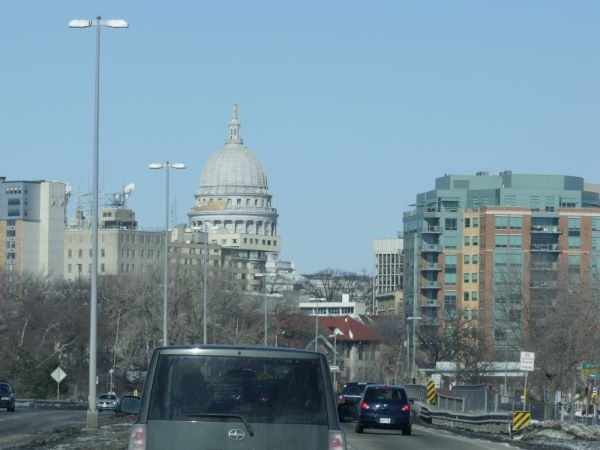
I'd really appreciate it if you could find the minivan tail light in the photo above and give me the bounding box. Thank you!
[329,430,346,450]
[128,424,146,450]
[360,400,370,410]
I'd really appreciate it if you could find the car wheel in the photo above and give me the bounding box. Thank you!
[355,422,364,433]
[8,403,15,412]
[402,425,411,436]
[338,407,346,422]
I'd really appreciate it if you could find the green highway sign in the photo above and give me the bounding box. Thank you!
[580,362,600,370]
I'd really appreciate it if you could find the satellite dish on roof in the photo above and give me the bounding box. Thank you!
[106,183,135,208]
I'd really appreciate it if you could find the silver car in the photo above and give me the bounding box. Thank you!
[121,345,346,450]
[96,393,119,411]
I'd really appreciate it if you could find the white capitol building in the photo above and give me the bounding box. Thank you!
[188,104,279,239]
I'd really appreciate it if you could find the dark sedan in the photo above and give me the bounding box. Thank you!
[355,384,411,435]
[0,381,16,412]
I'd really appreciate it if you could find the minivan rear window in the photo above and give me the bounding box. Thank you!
[148,355,327,425]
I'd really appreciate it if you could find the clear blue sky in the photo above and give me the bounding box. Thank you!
[2,1,600,275]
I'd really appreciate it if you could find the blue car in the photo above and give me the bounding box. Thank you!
[355,384,411,435]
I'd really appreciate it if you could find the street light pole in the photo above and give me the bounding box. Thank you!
[69,15,127,430]
[407,316,421,382]
[148,162,186,346]
[203,223,208,344]
[254,273,271,346]
[315,300,320,352]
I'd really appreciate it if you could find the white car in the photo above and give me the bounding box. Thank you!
[96,393,119,411]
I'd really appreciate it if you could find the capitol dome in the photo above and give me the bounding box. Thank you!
[188,105,278,237]
[198,143,269,196]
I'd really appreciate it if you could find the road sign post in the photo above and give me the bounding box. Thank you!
[520,352,535,409]
[51,367,67,400]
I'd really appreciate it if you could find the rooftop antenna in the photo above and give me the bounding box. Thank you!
[106,183,135,208]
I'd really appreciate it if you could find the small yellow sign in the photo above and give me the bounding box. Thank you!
[512,411,531,431]
[427,380,436,405]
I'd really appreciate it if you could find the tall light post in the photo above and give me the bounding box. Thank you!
[329,328,343,391]
[69,15,128,430]
[314,299,322,351]
[203,223,209,344]
[407,316,421,382]
[255,272,274,346]
[148,162,186,346]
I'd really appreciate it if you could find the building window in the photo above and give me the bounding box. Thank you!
[464,272,470,283]
[472,253,479,264]
[68,249,72,258]
[568,255,581,273]
[464,254,470,265]
[473,236,479,246]
[509,235,522,249]
[568,236,581,249]
[472,272,478,282]
[464,292,469,301]
[592,217,600,232]
[510,216,523,230]
[472,291,478,301]
[473,218,479,228]
[68,264,72,273]
[444,272,457,285]
[495,216,509,230]
[465,218,471,228]
[495,235,509,248]
[444,236,458,249]
[101,263,105,272]
[445,218,458,231]
[464,236,471,246]
[568,217,581,231]
[78,249,83,258]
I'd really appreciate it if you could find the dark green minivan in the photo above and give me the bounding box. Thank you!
[121,345,346,450]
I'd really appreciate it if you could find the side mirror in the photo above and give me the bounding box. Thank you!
[119,395,141,415]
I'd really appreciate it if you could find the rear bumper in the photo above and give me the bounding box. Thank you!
[358,412,410,429]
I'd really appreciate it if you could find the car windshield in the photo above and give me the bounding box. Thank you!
[100,394,116,400]
[343,384,366,395]
[0,384,11,394]
[147,354,327,425]
[364,387,407,403]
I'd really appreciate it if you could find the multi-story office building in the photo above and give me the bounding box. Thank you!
[372,238,404,315]
[64,207,164,279]
[403,171,600,357]
[0,178,68,278]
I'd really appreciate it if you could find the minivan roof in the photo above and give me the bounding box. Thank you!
[153,344,322,357]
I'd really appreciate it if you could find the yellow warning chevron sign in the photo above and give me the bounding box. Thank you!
[427,380,436,405]
[512,411,531,431]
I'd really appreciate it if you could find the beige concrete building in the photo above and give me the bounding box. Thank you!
[0,179,68,279]
[373,238,404,315]
[64,207,164,279]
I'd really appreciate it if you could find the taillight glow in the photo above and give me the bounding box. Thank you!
[128,424,146,450]
[360,400,370,410]
[337,395,347,405]
[329,431,346,450]
[401,403,411,413]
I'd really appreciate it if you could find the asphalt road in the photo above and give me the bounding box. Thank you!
[0,408,533,450]
[0,408,119,449]
[342,422,523,450]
